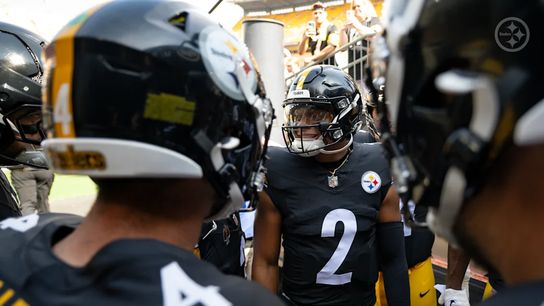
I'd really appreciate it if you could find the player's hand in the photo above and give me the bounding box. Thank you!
[438,288,470,306]
[304,27,316,38]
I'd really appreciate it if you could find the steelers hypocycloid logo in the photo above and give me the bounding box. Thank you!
[361,171,382,194]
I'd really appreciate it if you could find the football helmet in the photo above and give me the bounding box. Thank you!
[0,22,48,169]
[282,65,362,157]
[371,0,544,241]
[41,0,274,219]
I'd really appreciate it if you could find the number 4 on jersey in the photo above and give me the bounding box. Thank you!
[0,214,39,232]
[161,261,232,306]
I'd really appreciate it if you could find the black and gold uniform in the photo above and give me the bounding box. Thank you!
[197,212,246,277]
[0,171,20,219]
[267,142,391,306]
[0,213,283,306]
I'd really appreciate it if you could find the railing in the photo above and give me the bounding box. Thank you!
[285,35,369,88]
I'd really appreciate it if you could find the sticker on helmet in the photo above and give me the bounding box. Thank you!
[199,27,257,101]
[47,145,106,170]
[169,11,188,31]
[287,89,311,99]
[143,92,195,125]
[296,67,313,90]
[361,171,382,193]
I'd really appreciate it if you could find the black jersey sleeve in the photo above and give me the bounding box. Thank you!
[0,170,21,219]
[198,212,245,277]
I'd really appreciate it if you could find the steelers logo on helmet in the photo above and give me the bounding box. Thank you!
[361,171,381,194]
[199,26,257,101]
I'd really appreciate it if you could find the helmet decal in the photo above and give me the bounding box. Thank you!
[286,89,311,99]
[199,26,257,101]
[47,144,107,171]
[295,67,313,90]
[143,92,196,126]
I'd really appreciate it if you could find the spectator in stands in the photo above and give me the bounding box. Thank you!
[283,48,300,77]
[297,2,339,66]
[339,0,382,85]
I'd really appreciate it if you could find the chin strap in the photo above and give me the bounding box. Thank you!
[319,133,354,155]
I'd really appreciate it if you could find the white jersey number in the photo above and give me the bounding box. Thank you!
[0,214,39,232]
[160,261,232,306]
[316,208,357,285]
[54,83,74,136]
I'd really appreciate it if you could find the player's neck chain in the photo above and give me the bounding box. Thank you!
[327,149,352,188]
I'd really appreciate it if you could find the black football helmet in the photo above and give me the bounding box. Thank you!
[0,22,48,169]
[370,0,544,241]
[41,0,274,219]
[282,65,363,156]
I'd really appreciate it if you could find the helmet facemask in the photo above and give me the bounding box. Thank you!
[0,106,48,169]
[282,95,360,157]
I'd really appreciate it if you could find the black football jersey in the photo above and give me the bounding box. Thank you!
[266,143,391,306]
[0,170,21,220]
[478,281,544,306]
[353,130,376,144]
[198,212,245,277]
[0,213,284,306]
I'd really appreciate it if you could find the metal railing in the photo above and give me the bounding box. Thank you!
[285,35,369,87]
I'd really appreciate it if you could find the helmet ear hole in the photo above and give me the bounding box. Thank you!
[332,129,343,140]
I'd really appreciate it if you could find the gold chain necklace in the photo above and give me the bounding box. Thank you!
[327,149,353,188]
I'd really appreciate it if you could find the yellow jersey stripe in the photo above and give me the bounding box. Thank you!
[0,289,14,305]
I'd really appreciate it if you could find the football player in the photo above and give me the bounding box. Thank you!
[361,89,437,306]
[0,1,282,305]
[0,21,49,219]
[252,65,409,306]
[370,0,544,305]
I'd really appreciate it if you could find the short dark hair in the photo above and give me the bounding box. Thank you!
[312,2,325,11]
[91,178,209,218]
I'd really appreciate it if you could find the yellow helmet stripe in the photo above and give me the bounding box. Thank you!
[295,67,314,90]
[48,4,106,138]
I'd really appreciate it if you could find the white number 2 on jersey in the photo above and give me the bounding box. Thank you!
[161,262,232,306]
[0,214,39,232]
[316,209,357,285]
